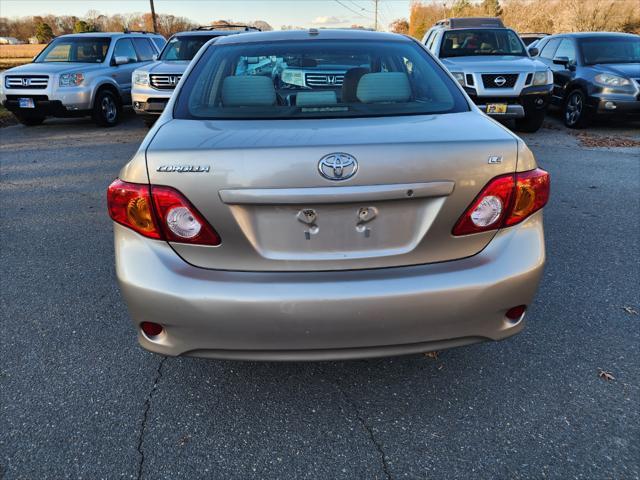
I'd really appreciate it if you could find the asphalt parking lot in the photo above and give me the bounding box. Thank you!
[1,112,639,479]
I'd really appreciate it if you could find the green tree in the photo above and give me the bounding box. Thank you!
[73,20,97,33]
[35,22,54,43]
[482,0,503,17]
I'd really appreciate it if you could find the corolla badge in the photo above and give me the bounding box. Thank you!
[156,165,210,172]
[318,153,358,181]
[494,76,507,87]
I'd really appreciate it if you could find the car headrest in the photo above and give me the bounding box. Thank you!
[341,67,370,103]
[221,76,276,107]
[296,91,337,107]
[356,72,411,104]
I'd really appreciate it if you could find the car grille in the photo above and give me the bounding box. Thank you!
[4,75,48,89]
[149,74,182,90]
[305,73,344,87]
[482,73,519,89]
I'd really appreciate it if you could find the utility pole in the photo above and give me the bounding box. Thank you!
[374,0,379,30]
[149,0,158,33]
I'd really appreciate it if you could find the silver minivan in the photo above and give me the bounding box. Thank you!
[108,29,549,361]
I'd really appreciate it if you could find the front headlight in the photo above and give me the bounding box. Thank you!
[281,69,305,87]
[594,73,631,87]
[59,73,84,87]
[533,70,552,86]
[451,72,465,85]
[133,71,149,86]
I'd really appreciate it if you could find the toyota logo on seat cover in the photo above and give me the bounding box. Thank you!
[318,153,358,181]
[494,76,507,87]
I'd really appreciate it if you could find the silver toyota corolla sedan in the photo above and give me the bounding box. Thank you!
[108,29,549,361]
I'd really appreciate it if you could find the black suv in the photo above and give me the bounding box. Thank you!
[532,32,640,128]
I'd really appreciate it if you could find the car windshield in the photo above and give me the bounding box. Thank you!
[175,39,468,120]
[580,36,640,65]
[160,35,213,61]
[35,37,111,63]
[440,29,526,57]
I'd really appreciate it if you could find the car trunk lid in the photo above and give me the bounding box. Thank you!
[146,111,518,271]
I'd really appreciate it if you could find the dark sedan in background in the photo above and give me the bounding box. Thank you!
[531,32,639,128]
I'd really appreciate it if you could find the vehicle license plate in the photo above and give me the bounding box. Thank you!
[486,103,507,114]
[19,98,35,108]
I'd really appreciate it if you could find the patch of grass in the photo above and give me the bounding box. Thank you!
[0,57,32,70]
[0,44,44,58]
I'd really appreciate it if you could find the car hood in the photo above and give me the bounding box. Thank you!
[137,61,190,74]
[441,56,546,72]
[590,63,640,78]
[1,62,106,75]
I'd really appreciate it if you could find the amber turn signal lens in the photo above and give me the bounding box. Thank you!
[126,197,155,233]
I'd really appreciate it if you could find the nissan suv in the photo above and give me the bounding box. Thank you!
[0,31,165,126]
[107,29,549,361]
[131,25,259,126]
[422,17,553,132]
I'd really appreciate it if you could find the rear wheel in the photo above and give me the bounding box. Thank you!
[514,109,545,133]
[564,89,589,129]
[92,89,121,127]
[15,113,45,126]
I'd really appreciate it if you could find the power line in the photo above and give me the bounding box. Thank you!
[334,0,372,21]
[347,0,373,13]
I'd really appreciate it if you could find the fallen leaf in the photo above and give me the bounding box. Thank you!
[423,351,439,360]
[598,369,615,381]
[622,306,638,315]
[573,132,640,148]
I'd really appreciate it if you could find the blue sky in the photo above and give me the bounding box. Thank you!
[0,0,412,30]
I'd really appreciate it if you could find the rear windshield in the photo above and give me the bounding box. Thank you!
[174,39,469,120]
[440,29,526,57]
[35,37,111,63]
[160,35,215,61]
[579,36,640,65]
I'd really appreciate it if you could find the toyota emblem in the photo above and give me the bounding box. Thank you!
[318,153,358,181]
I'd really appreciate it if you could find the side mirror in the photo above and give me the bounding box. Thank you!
[528,47,539,57]
[152,54,158,61]
[114,56,130,66]
[553,56,569,66]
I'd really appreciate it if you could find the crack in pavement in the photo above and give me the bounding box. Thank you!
[332,379,393,480]
[136,356,167,480]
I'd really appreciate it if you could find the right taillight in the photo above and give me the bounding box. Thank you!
[452,168,549,236]
[107,179,221,246]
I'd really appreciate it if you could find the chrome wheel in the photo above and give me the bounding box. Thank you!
[101,95,117,123]
[565,91,583,126]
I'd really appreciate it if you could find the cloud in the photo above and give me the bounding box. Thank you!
[311,15,349,25]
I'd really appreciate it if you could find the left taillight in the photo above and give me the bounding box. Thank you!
[452,168,550,236]
[107,179,221,246]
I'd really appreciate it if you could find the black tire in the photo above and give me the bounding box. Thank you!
[15,113,45,126]
[563,89,589,129]
[143,116,157,128]
[514,109,546,133]
[92,89,121,127]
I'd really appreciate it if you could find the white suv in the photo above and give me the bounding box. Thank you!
[0,32,165,127]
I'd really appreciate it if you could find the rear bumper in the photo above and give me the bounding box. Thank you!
[115,211,546,361]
